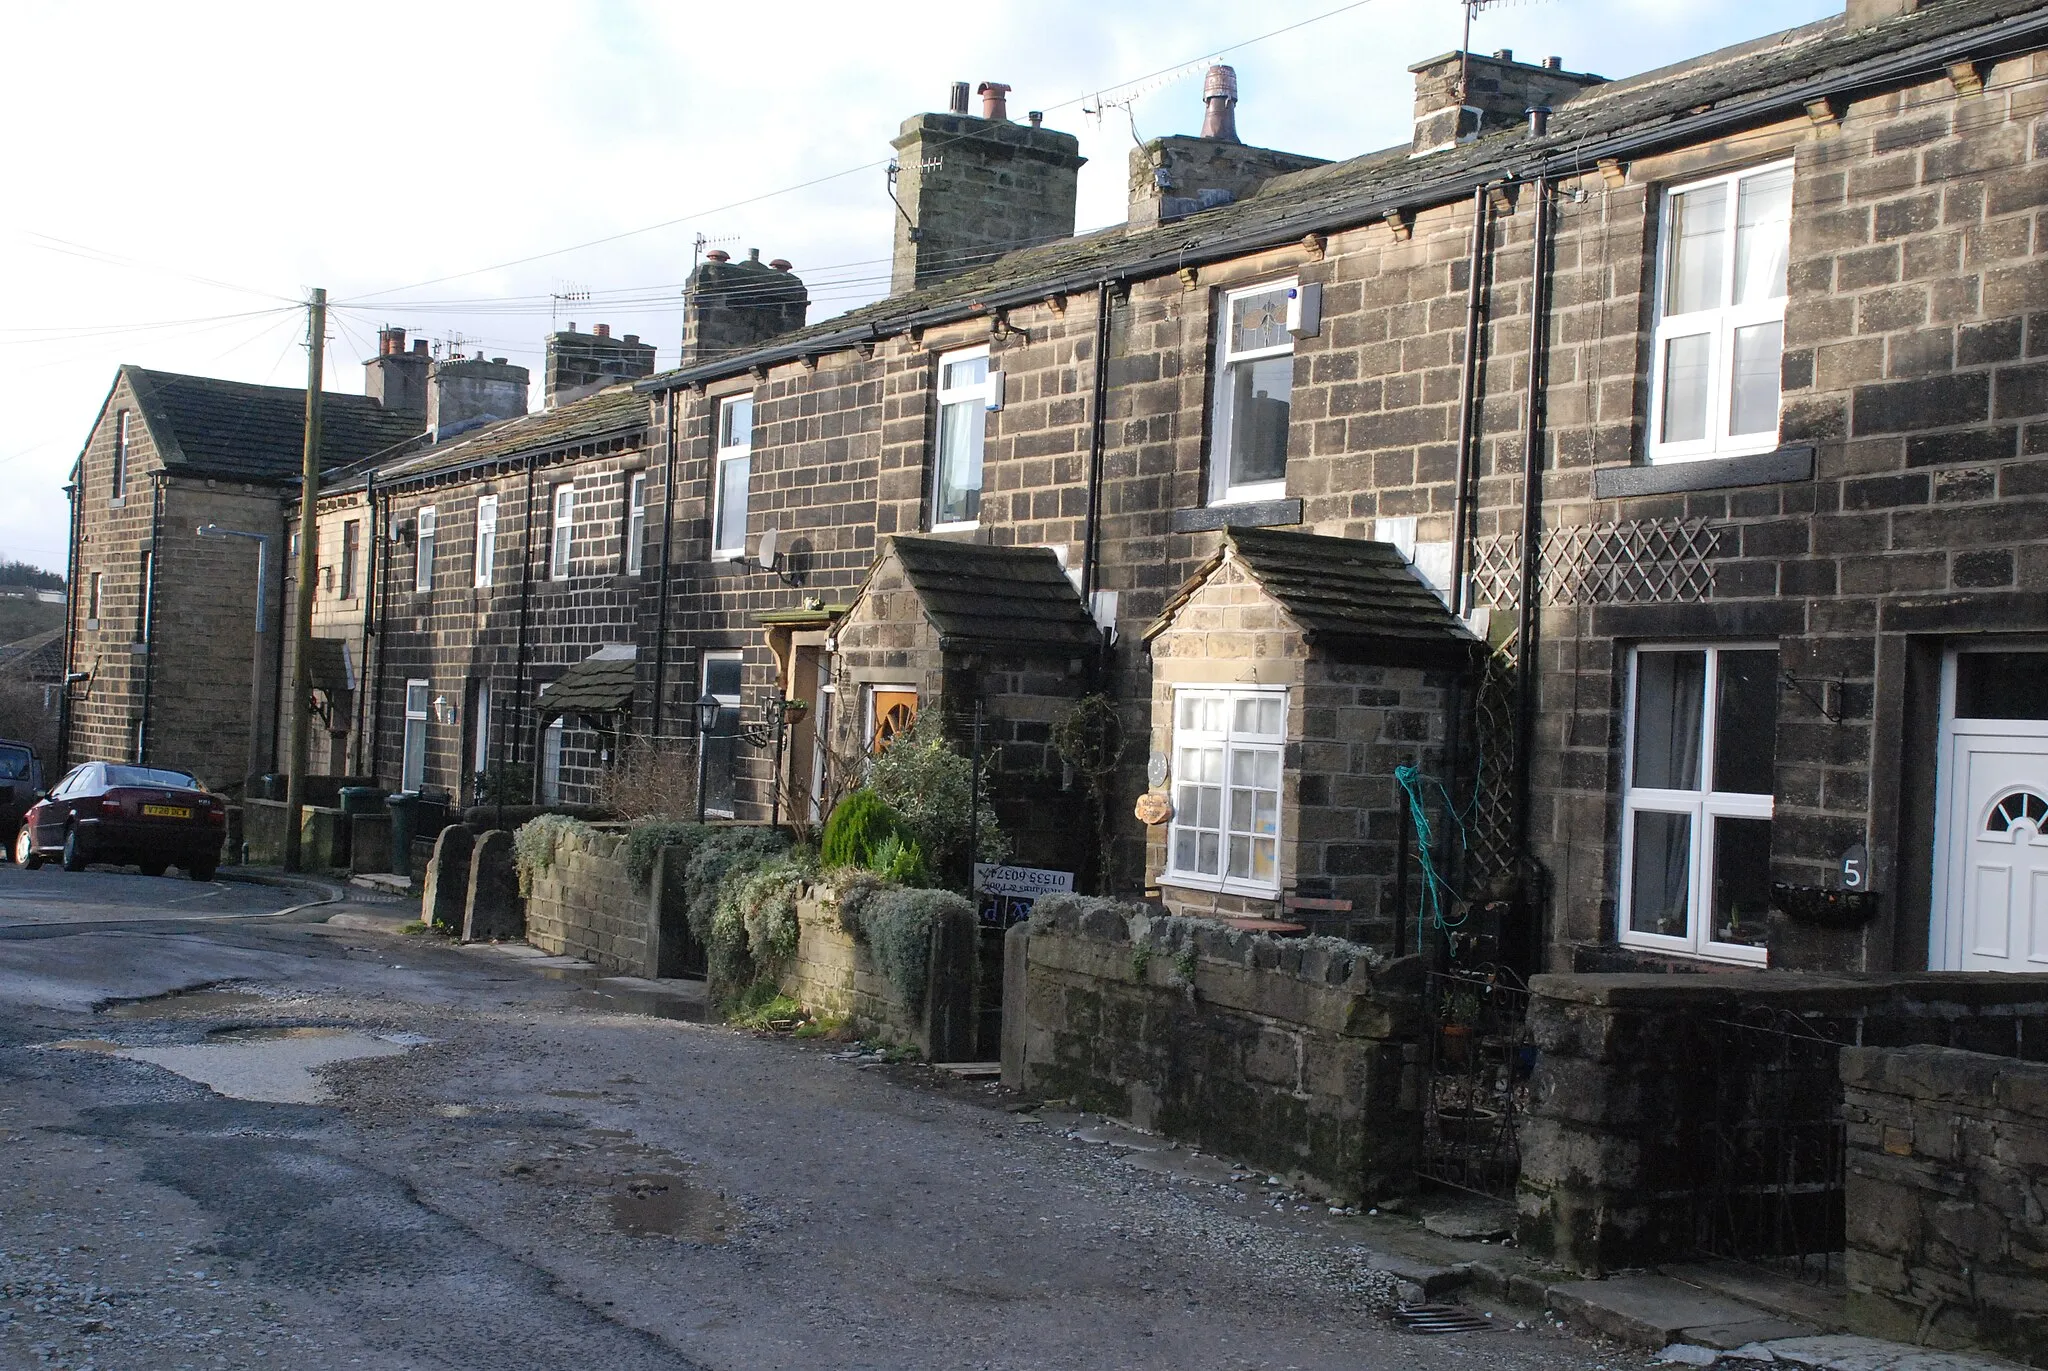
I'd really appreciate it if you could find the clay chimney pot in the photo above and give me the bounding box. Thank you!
[705,249,730,263]
[977,81,1011,121]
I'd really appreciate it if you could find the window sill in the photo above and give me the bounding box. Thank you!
[1615,934,1768,967]
[1158,875,1283,901]
[1170,498,1303,534]
[710,549,746,563]
[929,520,980,536]
[1592,445,1814,500]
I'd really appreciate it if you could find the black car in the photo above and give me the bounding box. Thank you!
[13,761,225,880]
[0,739,42,859]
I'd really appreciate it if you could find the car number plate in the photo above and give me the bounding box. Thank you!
[142,804,191,819]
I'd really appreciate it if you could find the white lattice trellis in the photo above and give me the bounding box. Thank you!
[1466,518,1717,611]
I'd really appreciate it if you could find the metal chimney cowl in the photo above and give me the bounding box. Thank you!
[1200,65,1241,143]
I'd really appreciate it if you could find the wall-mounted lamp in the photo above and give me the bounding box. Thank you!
[433,695,456,726]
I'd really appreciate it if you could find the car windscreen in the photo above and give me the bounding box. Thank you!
[103,765,200,790]
[0,745,31,780]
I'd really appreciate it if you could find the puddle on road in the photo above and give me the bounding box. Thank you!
[605,1172,731,1241]
[47,1027,426,1104]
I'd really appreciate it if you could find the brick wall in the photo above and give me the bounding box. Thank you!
[1842,1044,2048,1366]
[1005,895,1424,1204]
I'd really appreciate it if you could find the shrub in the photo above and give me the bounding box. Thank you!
[867,709,1007,877]
[510,813,596,897]
[473,761,533,807]
[623,819,708,888]
[870,832,928,886]
[725,851,817,973]
[683,827,792,944]
[837,883,972,1012]
[820,789,906,869]
[591,734,698,820]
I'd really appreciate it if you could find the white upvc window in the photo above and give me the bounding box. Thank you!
[1618,644,1780,963]
[933,346,989,529]
[1165,686,1286,895]
[550,483,575,580]
[474,495,497,587]
[540,717,564,805]
[402,679,430,792]
[471,682,492,779]
[713,396,752,559]
[414,506,436,593]
[624,472,648,575]
[1649,161,1794,463]
[1208,279,1296,505]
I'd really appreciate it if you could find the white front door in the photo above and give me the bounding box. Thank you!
[1932,648,2048,972]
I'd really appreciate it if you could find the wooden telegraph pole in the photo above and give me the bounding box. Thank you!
[282,287,326,871]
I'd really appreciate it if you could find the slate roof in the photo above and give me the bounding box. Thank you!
[0,628,65,684]
[641,0,2048,391]
[538,647,638,719]
[349,386,651,490]
[872,536,1100,655]
[124,367,424,482]
[1147,528,1479,664]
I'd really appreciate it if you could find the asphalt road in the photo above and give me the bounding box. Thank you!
[0,864,1627,1370]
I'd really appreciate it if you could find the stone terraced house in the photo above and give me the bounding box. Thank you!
[262,0,2048,986]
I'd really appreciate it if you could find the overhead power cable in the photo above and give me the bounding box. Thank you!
[334,0,1384,305]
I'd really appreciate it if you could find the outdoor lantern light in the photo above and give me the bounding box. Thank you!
[433,695,454,725]
[693,692,721,735]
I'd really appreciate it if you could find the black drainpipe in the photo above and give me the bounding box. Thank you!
[354,472,378,777]
[1441,183,1493,910]
[1511,177,1555,880]
[504,452,539,815]
[57,478,82,770]
[366,482,390,787]
[136,472,165,764]
[1079,280,1115,603]
[1449,184,1492,620]
[650,392,679,741]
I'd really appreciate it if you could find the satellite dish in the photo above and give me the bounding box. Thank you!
[756,526,779,570]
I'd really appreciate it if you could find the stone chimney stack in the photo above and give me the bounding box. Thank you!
[1845,0,1938,25]
[1127,67,1328,230]
[544,324,657,409]
[889,81,1086,295]
[1408,49,1604,155]
[683,250,808,366]
[427,354,530,441]
[363,327,430,414]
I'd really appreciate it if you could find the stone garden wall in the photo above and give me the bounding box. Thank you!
[1003,896,1425,1203]
[523,826,645,974]
[1842,1044,2048,1367]
[779,891,977,1061]
[1519,971,2048,1276]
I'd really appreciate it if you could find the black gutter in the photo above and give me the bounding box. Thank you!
[650,390,679,741]
[1079,281,1116,602]
[57,478,81,771]
[1511,178,1555,881]
[136,472,164,764]
[635,7,2048,396]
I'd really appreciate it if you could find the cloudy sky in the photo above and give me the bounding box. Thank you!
[0,0,1839,576]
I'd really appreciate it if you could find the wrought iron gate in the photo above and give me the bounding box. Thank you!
[1417,965,1533,1199]
[1679,1008,1848,1281]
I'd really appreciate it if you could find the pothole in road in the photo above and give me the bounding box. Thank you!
[605,1172,731,1241]
[101,987,271,1019]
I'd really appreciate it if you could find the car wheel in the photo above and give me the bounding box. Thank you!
[139,860,168,877]
[61,826,87,872]
[188,860,218,882]
[12,827,39,871]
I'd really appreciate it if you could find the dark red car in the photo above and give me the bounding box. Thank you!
[13,761,225,880]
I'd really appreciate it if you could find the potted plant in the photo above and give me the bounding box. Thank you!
[1439,990,1483,1067]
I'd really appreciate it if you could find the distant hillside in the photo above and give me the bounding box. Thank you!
[0,596,65,644]
[0,560,63,591]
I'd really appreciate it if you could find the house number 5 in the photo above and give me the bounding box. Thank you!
[1840,842,1868,890]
